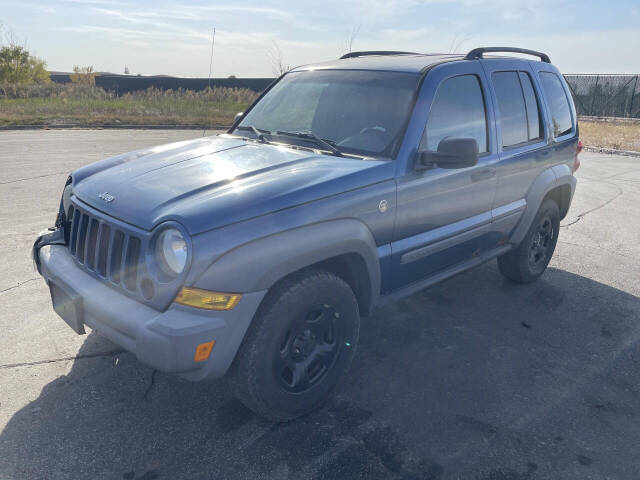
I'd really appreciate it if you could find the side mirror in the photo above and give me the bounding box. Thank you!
[419,137,479,169]
[234,112,244,123]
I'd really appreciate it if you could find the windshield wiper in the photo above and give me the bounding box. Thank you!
[235,125,270,143]
[274,131,344,157]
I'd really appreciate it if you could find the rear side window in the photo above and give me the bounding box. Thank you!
[492,72,528,147]
[422,75,487,153]
[492,71,543,147]
[539,72,573,137]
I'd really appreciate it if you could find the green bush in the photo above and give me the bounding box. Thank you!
[0,45,50,85]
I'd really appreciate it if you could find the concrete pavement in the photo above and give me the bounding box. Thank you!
[1,129,639,479]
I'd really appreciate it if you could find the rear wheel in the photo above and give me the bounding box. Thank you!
[230,269,360,421]
[498,199,560,283]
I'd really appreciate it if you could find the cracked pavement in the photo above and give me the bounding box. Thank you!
[1,130,640,479]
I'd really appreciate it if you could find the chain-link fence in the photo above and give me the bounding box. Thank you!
[564,75,640,118]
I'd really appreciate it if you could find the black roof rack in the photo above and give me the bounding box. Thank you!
[465,47,551,63]
[340,50,420,60]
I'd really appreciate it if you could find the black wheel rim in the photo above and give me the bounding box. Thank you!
[529,215,554,270]
[274,303,343,393]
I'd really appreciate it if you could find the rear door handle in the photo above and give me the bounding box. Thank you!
[472,168,496,182]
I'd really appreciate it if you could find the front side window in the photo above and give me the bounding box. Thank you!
[421,75,488,153]
[236,70,421,157]
[539,72,573,138]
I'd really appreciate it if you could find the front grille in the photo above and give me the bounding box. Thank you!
[67,202,143,293]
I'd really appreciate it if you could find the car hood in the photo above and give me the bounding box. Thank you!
[72,135,393,234]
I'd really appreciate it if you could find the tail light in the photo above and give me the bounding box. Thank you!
[572,140,583,174]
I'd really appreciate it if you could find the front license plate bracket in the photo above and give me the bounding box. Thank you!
[49,277,85,335]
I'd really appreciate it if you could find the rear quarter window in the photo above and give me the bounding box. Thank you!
[539,72,574,138]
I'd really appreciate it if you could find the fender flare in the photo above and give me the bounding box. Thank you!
[511,164,576,245]
[194,219,381,310]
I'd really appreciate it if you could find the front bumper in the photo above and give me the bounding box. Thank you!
[37,244,266,381]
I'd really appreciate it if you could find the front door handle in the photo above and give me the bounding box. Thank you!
[472,168,496,182]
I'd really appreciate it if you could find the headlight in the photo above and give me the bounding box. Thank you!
[156,228,188,276]
[62,182,73,214]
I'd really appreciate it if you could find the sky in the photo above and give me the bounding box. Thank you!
[1,0,639,77]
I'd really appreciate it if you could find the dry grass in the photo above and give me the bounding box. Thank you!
[0,84,258,127]
[579,118,640,152]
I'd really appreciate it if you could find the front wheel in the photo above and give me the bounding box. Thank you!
[498,199,560,283]
[230,269,360,421]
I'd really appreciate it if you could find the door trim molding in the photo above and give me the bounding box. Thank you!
[492,198,526,221]
[394,198,526,265]
[400,222,491,264]
[394,210,492,265]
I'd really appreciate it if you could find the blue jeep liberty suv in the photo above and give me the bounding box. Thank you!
[34,47,580,420]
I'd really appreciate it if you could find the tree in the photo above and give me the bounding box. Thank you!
[69,65,96,86]
[268,41,291,76]
[447,34,472,54]
[342,25,361,55]
[0,44,49,84]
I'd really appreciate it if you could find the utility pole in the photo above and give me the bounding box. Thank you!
[203,26,216,137]
[208,26,216,89]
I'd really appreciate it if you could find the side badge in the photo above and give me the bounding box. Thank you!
[378,199,388,213]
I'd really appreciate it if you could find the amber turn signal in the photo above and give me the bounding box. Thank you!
[194,341,215,362]
[175,287,241,310]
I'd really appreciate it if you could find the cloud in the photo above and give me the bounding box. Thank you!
[457,28,640,74]
[380,27,431,43]
[6,0,639,77]
[91,7,177,29]
[60,0,126,5]
[56,22,294,53]
[90,3,296,23]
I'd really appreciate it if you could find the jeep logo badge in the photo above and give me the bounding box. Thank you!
[98,192,115,203]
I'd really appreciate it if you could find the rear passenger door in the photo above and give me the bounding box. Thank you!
[481,60,549,238]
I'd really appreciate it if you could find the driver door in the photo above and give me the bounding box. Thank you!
[388,62,499,292]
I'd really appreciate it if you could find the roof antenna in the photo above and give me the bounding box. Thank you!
[203,26,216,137]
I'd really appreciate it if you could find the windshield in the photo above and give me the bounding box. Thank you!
[234,70,421,158]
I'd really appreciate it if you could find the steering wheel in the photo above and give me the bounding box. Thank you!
[358,126,392,144]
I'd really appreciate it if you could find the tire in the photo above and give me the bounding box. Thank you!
[230,269,360,421]
[498,198,560,283]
